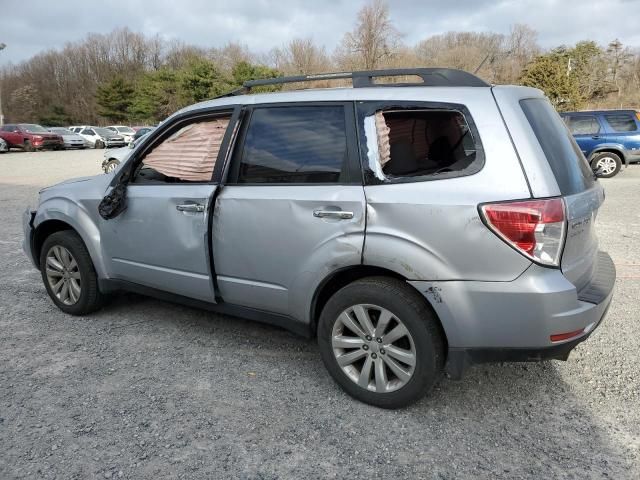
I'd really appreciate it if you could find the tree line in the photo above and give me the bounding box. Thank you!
[1,0,639,126]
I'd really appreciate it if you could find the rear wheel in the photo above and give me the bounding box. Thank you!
[591,152,622,178]
[318,277,445,409]
[40,231,104,315]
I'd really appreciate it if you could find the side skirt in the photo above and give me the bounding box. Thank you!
[98,279,312,338]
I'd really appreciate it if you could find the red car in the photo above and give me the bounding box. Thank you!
[0,123,64,151]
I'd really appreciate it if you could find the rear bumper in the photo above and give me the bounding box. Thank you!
[409,251,615,378]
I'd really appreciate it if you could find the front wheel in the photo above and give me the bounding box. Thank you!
[318,277,445,409]
[40,230,104,315]
[103,159,120,173]
[23,140,35,152]
[591,152,622,178]
[94,140,104,149]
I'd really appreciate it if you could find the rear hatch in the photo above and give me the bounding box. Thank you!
[519,97,603,292]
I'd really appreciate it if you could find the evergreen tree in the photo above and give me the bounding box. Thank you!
[96,77,135,123]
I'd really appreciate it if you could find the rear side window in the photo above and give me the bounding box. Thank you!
[358,103,482,183]
[520,98,595,196]
[604,113,638,132]
[565,115,600,135]
[235,106,347,184]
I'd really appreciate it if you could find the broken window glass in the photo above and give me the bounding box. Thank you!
[364,109,478,181]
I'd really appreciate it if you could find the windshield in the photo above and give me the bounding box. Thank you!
[95,128,114,136]
[50,128,74,135]
[20,124,48,133]
[117,126,135,134]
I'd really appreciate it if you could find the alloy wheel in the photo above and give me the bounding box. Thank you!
[331,304,416,393]
[45,245,82,305]
[596,156,617,175]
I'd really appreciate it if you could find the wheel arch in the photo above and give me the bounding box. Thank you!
[32,205,107,278]
[589,146,627,165]
[309,265,448,350]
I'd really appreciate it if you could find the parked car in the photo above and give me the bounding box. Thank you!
[101,134,149,173]
[560,109,640,178]
[0,124,64,151]
[132,126,155,142]
[22,68,615,408]
[47,127,88,149]
[106,125,136,143]
[75,126,126,149]
[0,137,8,153]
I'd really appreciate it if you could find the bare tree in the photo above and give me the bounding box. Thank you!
[337,0,401,70]
[270,38,330,74]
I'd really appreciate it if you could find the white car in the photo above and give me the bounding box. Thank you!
[47,127,88,149]
[74,126,126,149]
[101,132,150,172]
[106,125,136,143]
[0,137,8,153]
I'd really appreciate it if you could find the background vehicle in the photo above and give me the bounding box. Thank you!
[101,133,149,172]
[561,109,640,178]
[131,126,155,142]
[23,69,615,409]
[0,137,8,153]
[106,125,136,143]
[0,123,63,151]
[47,127,87,149]
[75,126,126,148]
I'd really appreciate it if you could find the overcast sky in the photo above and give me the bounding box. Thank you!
[2,0,640,67]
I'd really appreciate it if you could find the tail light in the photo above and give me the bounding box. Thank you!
[480,198,566,267]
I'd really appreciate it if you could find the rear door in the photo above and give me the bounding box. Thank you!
[212,103,365,316]
[519,98,602,291]
[602,112,640,155]
[1,125,22,146]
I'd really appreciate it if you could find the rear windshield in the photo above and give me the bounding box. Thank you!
[520,98,595,196]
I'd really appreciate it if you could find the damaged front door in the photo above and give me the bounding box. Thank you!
[100,109,238,302]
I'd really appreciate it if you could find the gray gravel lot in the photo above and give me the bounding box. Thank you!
[1,149,639,479]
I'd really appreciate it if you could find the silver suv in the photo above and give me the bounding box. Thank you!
[23,69,615,408]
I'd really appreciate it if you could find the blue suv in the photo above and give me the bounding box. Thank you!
[560,110,640,177]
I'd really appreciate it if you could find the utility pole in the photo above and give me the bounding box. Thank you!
[0,43,5,126]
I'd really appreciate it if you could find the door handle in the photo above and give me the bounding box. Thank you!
[176,203,205,213]
[591,135,600,139]
[313,209,354,220]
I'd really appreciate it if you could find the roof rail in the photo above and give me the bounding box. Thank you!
[218,68,489,98]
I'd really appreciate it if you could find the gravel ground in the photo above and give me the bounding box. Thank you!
[1,149,639,479]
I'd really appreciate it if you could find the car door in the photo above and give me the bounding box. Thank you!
[100,107,239,302]
[601,112,640,154]
[80,128,97,145]
[212,103,366,318]
[1,125,21,146]
[565,114,603,157]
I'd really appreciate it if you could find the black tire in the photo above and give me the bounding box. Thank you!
[23,140,35,152]
[39,230,104,315]
[94,140,104,149]
[103,159,120,173]
[591,152,622,178]
[317,276,445,409]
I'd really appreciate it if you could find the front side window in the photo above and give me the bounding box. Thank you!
[565,115,600,135]
[81,129,94,135]
[135,116,231,183]
[359,104,481,182]
[604,113,637,132]
[235,106,348,184]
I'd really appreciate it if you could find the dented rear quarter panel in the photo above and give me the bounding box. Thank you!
[362,89,533,281]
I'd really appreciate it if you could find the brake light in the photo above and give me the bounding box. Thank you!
[480,198,566,266]
[550,328,584,342]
